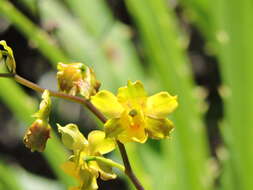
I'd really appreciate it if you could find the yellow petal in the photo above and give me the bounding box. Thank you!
[122,110,147,143]
[87,130,116,155]
[95,159,117,180]
[87,159,116,181]
[117,128,148,143]
[79,169,98,190]
[104,118,126,138]
[61,161,79,180]
[57,62,83,96]
[105,111,148,143]
[121,124,148,143]
[146,92,178,118]
[57,123,88,150]
[78,67,101,99]
[91,90,123,118]
[117,80,147,108]
[145,117,174,139]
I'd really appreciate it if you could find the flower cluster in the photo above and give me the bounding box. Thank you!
[28,63,177,190]
[0,41,178,190]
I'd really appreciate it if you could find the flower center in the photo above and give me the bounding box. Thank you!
[128,109,138,117]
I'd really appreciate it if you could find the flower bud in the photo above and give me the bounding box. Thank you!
[0,40,16,74]
[57,62,100,99]
[23,90,52,152]
[33,90,51,120]
[23,119,51,152]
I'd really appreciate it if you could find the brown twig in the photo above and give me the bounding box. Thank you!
[0,73,145,190]
[14,75,107,123]
[117,141,145,190]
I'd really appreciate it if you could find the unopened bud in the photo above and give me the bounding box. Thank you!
[0,40,16,73]
[23,119,51,152]
[33,90,51,120]
[57,62,100,99]
[23,90,52,152]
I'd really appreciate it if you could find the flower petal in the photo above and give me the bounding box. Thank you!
[61,161,79,180]
[87,130,116,155]
[120,123,148,143]
[79,169,98,190]
[146,92,178,118]
[57,123,88,150]
[104,118,126,138]
[91,90,123,118]
[145,117,174,139]
[105,111,148,143]
[121,110,147,143]
[117,80,147,108]
[96,159,117,180]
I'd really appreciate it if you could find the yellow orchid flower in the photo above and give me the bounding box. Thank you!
[23,90,51,152]
[91,80,178,143]
[57,62,100,99]
[58,124,118,190]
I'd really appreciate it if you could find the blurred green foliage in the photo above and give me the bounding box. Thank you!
[0,0,252,190]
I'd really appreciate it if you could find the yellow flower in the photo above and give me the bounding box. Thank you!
[23,90,51,152]
[58,124,117,190]
[91,80,178,143]
[57,62,100,99]
[0,40,16,73]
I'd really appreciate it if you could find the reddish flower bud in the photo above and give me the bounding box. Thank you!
[23,119,51,152]
[23,90,52,152]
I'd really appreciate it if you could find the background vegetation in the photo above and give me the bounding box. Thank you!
[0,0,251,190]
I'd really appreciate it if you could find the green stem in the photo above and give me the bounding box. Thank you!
[84,156,125,172]
[0,73,145,190]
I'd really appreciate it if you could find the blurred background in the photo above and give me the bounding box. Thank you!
[0,0,252,190]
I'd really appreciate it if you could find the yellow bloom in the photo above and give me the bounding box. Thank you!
[58,124,117,190]
[23,90,51,152]
[57,62,100,99]
[91,80,178,143]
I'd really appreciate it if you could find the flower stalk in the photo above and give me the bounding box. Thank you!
[0,73,145,190]
[84,156,125,172]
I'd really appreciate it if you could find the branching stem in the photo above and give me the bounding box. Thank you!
[0,73,145,190]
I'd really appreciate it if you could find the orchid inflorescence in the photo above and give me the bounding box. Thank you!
[0,41,178,190]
